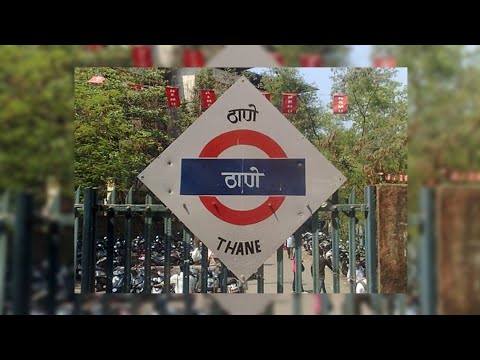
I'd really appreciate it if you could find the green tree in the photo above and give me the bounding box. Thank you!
[259,68,325,141]
[328,68,408,190]
[74,67,195,193]
[390,45,480,195]
[0,45,131,199]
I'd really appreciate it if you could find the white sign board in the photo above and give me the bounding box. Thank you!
[138,76,346,279]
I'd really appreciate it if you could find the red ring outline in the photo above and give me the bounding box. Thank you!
[198,130,287,225]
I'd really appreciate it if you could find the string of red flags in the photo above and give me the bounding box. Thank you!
[446,170,480,182]
[333,95,348,114]
[132,45,153,67]
[272,52,285,66]
[373,55,396,68]
[165,86,180,107]
[384,174,408,183]
[87,76,106,84]
[86,45,104,52]
[261,92,271,101]
[369,173,408,184]
[183,48,205,67]
[282,93,298,114]
[200,90,216,109]
[300,54,324,67]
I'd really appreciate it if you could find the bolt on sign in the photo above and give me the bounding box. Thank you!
[333,95,348,114]
[282,93,298,114]
[138,76,346,279]
[165,86,180,108]
[201,90,216,109]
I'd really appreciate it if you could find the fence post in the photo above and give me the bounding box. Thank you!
[81,187,97,294]
[294,228,303,293]
[257,264,264,293]
[47,193,60,315]
[163,214,172,294]
[106,188,116,293]
[183,226,190,294]
[343,294,355,315]
[363,186,369,285]
[293,293,302,315]
[220,262,228,293]
[366,185,378,293]
[348,189,356,293]
[312,210,320,293]
[200,242,208,293]
[0,191,10,314]
[397,294,406,315]
[12,192,34,315]
[183,228,192,314]
[144,194,152,294]
[332,190,340,293]
[321,294,331,315]
[277,245,283,293]
[124,187,133,293]
[419,187,436,315]
[73,186,80,290]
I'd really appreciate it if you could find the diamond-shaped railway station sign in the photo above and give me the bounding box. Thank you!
[138,76,346,280]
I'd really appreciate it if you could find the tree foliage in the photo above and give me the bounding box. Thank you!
[328,68,407,189]
[258,68,407,195]
[0,45,131,197]
[74,67,195,193]
[391,46,480,185]
[373,46,480,213]
[259,68,325,141]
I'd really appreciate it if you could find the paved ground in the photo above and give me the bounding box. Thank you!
[245,247,351,294]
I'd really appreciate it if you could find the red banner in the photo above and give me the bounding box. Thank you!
[300,54,323,67]
[87,76,106,84]
[200,89,216,109]
[333,95,348,114]
[282,93,297,114]
[86,45,103,52]
[272,52,285,66]
[165,86,180,108]
[262,92,271,101]
[373,55,396,68]
[132,46,153,67]
[183,48,205,67]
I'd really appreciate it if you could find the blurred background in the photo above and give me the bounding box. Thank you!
[0,45,479,314]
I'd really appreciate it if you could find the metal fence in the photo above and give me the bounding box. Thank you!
[0,185,433,315]
[73,185,379,295]
[0,191,73,314]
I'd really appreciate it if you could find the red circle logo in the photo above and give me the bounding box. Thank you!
[198,130,287,225]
